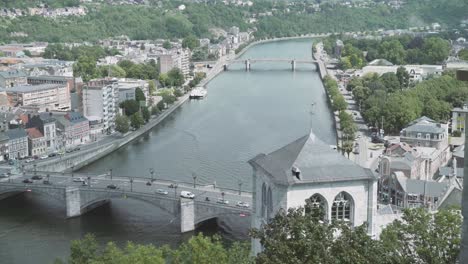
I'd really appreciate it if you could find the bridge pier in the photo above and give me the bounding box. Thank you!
[291,60,296,71]
[66,186,81,218]
[245,60,251,71]
[180,199,195,233]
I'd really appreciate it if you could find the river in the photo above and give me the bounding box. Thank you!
[0,39,336,264]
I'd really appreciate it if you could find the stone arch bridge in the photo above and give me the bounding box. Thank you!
[0,180,251,233]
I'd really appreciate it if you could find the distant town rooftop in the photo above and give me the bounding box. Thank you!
[0,84,62,93]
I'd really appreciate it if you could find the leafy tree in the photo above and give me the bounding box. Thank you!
[115,114,130,134]
[69,233,98,264]
[98,65,126,78]
[148,80,157,95]
[459,49,468,61]
[396,66,410,89]
[163,41,172,49]
[157,100,165,111]
[352,85,371,108]
[167,68,185,87]
[119,100,140,116]
[135,88,146,102]
[130,112,144,129]
[23,50,32,57]
[151,106,160,115]
[332,95,347,112]
[162,93,177,105]
[182,35,200,50]
[379,72,400,93]
[422,37,450,64]
[73,56,99,82]
[141,106,150,123]
[380,208,461,264]
[174,89,184,97]
[341,140,354,158]
[378,40,406,65]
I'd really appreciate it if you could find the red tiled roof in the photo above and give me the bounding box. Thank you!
[26,128,43,139]
[19,114,28,124]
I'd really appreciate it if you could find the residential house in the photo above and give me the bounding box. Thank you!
[451,105,468,134]
[27,113,57,153]
[6,128,28,159]
[26,127,46,157]
[117,79,148,105]
[249,132,377,255]
[0,69,27,88]
[400,116,448,149]
[55,112,90,149]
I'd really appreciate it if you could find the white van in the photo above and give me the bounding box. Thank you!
[180,191,195,199]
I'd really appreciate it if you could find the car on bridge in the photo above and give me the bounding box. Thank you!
[43,180,51,185]
[217,198,229,205]
[156,189,168,195]
[73,177,85,183]
[236,201,249,208]
[180,191,195,199]
[31,175,43,180]
[107,184,118,189]
[22,179,33,184]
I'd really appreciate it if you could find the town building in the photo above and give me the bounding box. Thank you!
[6,128,28,159]
[82,79,118,133]
[26,127,46,156]
[249,132,377,254]
[451,105,468,134]
[354,65,443,82]
[334,40,344,58]
[27,113,57,153]
[0,132,9,161]
[1,83,71,111]
[117,79,149,104]
[158,54,174,74]
[55,112,90,149]
[0,69,27,88]
[400,116,448,149]
[18,59,74,77]
[158,48,191,77]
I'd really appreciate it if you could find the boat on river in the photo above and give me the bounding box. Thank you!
[189,87,207,99]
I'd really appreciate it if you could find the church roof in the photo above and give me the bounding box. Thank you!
[249,132,376,186]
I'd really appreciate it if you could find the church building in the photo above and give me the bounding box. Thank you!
[248,132,378,254]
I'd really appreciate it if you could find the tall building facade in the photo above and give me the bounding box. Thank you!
[82,79,118,133]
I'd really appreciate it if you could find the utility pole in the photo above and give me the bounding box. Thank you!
[130,178,133,192]
[238,180,243,195]
[150,168,154,182]
[192,172,197,188]
[109,168,113,180]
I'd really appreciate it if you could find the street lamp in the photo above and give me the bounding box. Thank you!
[174,183,178,200]
[88,176,91,187]
[33,164,37,176]
[192,172,197,188]
[71,165,74,178]
[221,191,225,202]
[238,180,243,195]
[47,174,50,183]
[130,178,133,192]
[109,169,113,180]
[149,168,155,182]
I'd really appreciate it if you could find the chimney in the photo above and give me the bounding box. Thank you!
[292,166,301,180]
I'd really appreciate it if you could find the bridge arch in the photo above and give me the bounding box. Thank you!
[0,185,65,203]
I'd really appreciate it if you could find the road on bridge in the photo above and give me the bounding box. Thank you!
[5,173,253,211]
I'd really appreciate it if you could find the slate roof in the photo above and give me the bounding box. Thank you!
[6,128,27,140]
[0,84,61,93]
[453,145,464,159]
[26,127,43,139]
[439,166,464,178]
[402,116,445,134]
[0,70,27,79]
[394,171,449,197]
[249,132,376,186]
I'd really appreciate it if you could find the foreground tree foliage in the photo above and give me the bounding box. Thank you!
[59,233,251,264]
[251,207,461,264]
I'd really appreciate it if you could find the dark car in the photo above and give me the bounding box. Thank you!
[23,179,33,183]
[43,180,51,185]
[48,153,57,157]
[146,181,152,186]
[31,175,43,180]
[168,183,177,188]
[371,136,385,144]
[107,184,118,189]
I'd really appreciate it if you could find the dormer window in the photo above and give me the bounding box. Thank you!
[425,134,430,139]
[417,133,421,138]
[292,166,301,180]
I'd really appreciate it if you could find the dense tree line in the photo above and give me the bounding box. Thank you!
[1,0,468,43]
[55,207,461,264]
[348,70,468,133]
[43,44,120,61]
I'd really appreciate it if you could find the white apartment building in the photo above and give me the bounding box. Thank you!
[158,48,191,77]
[1,83,71,111]
[82,79,118,133]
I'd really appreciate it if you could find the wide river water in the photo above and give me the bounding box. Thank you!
[0,39,336,263]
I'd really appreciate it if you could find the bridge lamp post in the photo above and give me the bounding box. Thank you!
[221,191,225,202]
[47,174,50,183]
[22,164,25,176]
[192,172,197,188]
[87,176,91,187]
[149,168,155,182]
[33,164,37,177]
[109,169,113,180]
[238,180,243,195]
[130,178,134,192]
[71,165,75,178]
[174,184,178,200]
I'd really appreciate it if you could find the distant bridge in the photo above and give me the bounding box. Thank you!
[225,58,317,71]
[0,173,251,233]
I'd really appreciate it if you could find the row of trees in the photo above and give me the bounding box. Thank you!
[56,207,461,264]
[347,70,468,133]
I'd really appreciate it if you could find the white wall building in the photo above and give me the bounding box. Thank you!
[82,79,118,133]
[248,132,378,255]
[1,83,71,111]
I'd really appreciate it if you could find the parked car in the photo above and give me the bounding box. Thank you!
[146,181,152,186]
[73,177,85,182]
[236,201,249,208]
[31,175,43,180]
[82,181,88,186]
[156,189,168,195]
[25,158,35,163]
[48,153,57,157]
[39,155,48,160]
[0,173,7,178]
[180,191,195,199]
[371,136,385,144]
[23,179,33,184]
[217,198,229,205]
[107,184,118,189]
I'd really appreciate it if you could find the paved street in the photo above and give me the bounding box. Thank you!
[4,173,252,209]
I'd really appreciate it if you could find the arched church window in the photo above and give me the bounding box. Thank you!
[267,187,273,219]
[261,183,266,217]
[331,192,353,224]
[305,193,327,221]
